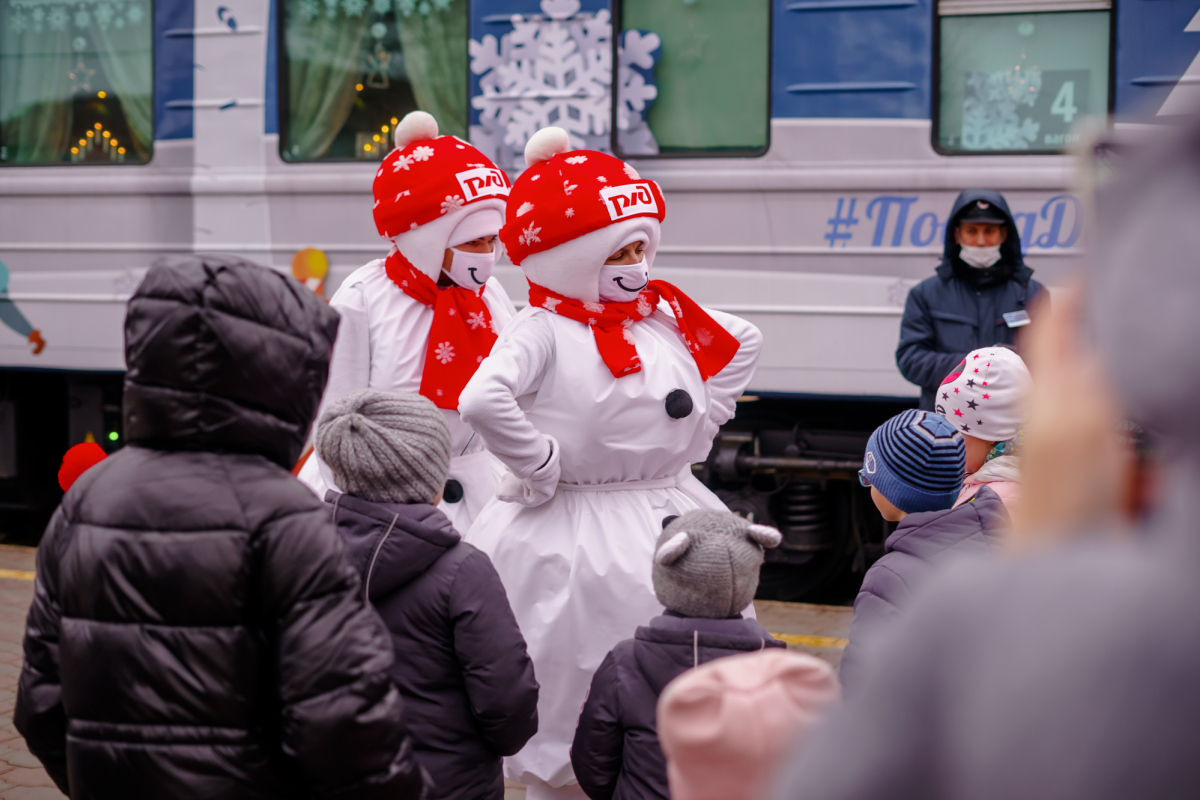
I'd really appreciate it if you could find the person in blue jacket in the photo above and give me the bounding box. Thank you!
[896,189,1045,410]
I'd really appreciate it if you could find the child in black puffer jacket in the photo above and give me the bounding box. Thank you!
[570,511,787,800]
[316,389,539,800]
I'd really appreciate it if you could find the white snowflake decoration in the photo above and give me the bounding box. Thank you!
[695,328,714,347]
[469,0,661,171]
[392,153,414,171]
[434,342,455,364]
[542,296,561,312]
[411,145,435,162]
[563,180,577,195]
[519,223,542,246]
[564,208,574,217]
[636,295,652,317]
[565,155,588,164]
[583,301,605,313]
[622,327,637,345]
[440,195,464,214]
[468,311,489,330]
[517,202,535,217]
[623,163,639,180]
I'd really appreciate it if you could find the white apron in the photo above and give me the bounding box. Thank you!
[299,259,515,531]
[462,304,762,789]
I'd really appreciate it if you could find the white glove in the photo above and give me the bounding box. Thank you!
[496,435,561,507]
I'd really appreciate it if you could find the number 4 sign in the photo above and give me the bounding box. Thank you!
[1035,69,1091,147]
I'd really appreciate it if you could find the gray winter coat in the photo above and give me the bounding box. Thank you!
[896,189,1046,410]
[838,486,1007,694]
[769,106,1200,800]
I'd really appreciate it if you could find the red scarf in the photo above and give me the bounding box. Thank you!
[527,281,739,380]
[384,250,497,410]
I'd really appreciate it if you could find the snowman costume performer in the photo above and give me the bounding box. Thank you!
[299,111,516,531]
[459,128,763,800]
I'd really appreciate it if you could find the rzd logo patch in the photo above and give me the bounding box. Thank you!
[456,167,510,202]
[599,183,658,221]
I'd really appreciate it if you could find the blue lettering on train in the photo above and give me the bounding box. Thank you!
[825,194,1082,252]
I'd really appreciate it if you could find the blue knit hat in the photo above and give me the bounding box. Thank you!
[860,410,965,513]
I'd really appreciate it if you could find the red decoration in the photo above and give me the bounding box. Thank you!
[384,250,498,409]
[954,409,964,417]
[58,442,107,491]
[500,149,666,265]
[527,281,739,381]
[372,135,510,239]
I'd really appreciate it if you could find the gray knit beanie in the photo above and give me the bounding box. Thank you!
[652,510,783,619]
[314,389,451,504]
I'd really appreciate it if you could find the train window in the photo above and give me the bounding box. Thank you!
[612,0,771,158]
[935,2,1112,155]
[0,0,153,166]
[278,0,468,162]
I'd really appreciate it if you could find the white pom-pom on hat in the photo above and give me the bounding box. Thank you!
[525,126,571,166]
[394,111,439,148]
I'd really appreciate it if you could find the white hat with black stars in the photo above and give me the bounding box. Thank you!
[935,347,1031,442]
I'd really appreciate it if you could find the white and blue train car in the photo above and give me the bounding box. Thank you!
[0,0,1193,590]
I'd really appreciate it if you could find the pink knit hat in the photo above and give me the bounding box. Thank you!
[657,649,840,800]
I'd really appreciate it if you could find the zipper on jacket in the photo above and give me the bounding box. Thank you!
[363,514,400,603]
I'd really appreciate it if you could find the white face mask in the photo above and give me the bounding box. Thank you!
[597,258,649,302]
[959,244,1002,269]
[446,247,497,289]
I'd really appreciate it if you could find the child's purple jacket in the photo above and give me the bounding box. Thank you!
[840,485,1008,694]
[571,613,785,800]
[328,492,539,800]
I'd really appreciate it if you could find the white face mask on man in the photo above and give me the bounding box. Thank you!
[446,247,498,289]
[597,259,649,302]
[959,244,1002,269]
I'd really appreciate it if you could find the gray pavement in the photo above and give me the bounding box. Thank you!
[0,544,852,800]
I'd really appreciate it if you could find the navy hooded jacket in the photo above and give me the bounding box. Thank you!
[328,493,539,800]
[571,614,785,800]
[896,189,1046,410]
[838,485,1008,695]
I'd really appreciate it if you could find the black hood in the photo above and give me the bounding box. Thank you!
[122,255,340,468]
[329,492,460,599]
[938,189,1032,287]
[632,614,784,695]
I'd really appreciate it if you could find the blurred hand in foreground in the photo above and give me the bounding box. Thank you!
[1009,284,1126,552]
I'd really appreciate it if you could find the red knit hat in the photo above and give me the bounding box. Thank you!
[499,127,666,266]
[372,111,511,240]
[58,442,107,491]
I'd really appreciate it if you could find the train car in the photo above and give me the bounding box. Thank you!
[0,0,1194,594]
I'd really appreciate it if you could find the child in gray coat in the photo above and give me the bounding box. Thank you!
[841,409,1007,694]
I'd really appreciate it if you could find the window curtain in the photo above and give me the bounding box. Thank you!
[283,2,369,160]
[0,3,73,163]
[0,0,152,164]
[395,0,466,138]
[90,15,153,158]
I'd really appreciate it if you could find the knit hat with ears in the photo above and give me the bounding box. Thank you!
[499,127,667,303]
[653,510,782,618]
[372,111,510,280]
[937,346,1032,442]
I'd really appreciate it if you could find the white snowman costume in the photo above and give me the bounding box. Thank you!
[299,112,515,531]
[459,130,762,797]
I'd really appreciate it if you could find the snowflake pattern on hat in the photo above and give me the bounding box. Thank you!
[371,127,510,239]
